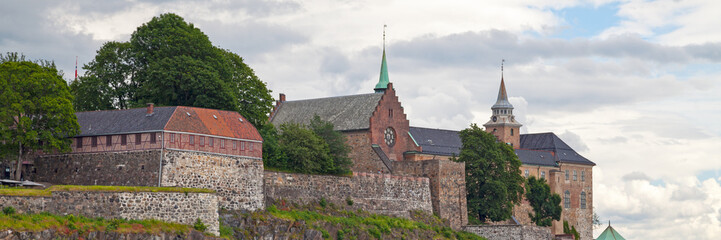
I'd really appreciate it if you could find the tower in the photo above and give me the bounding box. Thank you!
[484,62,522,148]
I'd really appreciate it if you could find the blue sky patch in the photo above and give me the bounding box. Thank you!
[551,3,621,39]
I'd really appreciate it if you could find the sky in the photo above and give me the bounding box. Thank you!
[2,0,721,239]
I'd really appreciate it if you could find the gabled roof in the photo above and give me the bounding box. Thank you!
[408,126,462,156]
[75,107,176,137]
[520,133,595,166]
[596,225,626,240]
[74,106,261,141]
[514,149,557,167]
[270,93,384,131]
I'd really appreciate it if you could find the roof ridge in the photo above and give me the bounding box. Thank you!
[282,92,383,103]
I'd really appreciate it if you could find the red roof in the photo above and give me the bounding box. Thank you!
[164,106,262,141]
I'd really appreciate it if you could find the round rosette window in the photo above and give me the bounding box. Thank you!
[384,127,396,147]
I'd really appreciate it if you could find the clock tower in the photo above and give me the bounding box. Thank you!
[483,75,522,148]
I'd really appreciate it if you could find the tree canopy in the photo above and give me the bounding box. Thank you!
[452,124,524,223]
[0,53,80,180]
[262,116,352,175]
[71,13,273,127]
[525,176,562,226]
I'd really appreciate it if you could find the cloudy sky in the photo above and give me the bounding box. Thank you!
[2,0,721,239]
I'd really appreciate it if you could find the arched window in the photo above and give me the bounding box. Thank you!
[581,192,587,209]
[564,190,570,208]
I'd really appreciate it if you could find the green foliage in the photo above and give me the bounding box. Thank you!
[310,115,352,175]
[525,176,562,226]
[0,54,80,180]
[452,124,524,223]
[2,206,15,215]
[72,13,273,128]
[264,117,352,175]
[193,218,207,232]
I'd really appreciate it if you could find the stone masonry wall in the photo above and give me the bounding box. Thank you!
[28,150,161,186]
[393,160,467,229]
[344,131,390,173]
[0,191,219,235]
[161,150,264,211]
[263,171,433,218]
[462,225,552,240]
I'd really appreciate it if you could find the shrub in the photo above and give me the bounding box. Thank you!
[3,206,16,215]
[193,218,207,232]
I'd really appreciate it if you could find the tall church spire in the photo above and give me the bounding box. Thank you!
[484,59,522,148]
[375,25,390,93]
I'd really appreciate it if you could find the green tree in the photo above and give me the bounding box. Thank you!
[452,124,524,222]
[525,176,562,226]
[0,54,80,180]
[72,13,274,127]
[277,123,334,174]
[309,115,352,174]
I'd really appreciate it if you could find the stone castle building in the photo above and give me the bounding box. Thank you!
[270,49,594,238]
[26,105,265,211]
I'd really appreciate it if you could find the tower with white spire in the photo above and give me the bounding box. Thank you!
[484,60,522,148]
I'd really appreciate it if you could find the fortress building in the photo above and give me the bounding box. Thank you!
[26,105,265,211]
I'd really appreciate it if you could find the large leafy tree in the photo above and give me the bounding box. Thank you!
[525,176,562,226]
[72,13,273,127]
[0,53,80,180]
[453,124,524,222]
[309,115,352,175]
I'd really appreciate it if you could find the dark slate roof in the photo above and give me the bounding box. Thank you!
[408,126,462,156]
[270,93,384,131]
[75,107,176,137]
[520,133,595,166]
[514,149,557,167]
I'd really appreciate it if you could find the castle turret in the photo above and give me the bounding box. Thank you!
[484,67,522,148]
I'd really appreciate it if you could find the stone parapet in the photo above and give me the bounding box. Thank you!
[264,171,433,218]
[463,225,552,240]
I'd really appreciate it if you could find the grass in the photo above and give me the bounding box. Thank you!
[258,203,485,240]
[0,211,193,236]
[0,185,214,197]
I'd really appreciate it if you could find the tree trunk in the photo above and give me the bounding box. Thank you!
[15,142,22,180]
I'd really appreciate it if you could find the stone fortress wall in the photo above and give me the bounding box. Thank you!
[263,171,433,218]
[28,149,265,212]
[0,190,220,235]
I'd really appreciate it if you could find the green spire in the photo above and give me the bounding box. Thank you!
[374,49,390,92]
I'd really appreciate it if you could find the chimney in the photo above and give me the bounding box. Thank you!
[146,103,154,115]
[279,93,286,102]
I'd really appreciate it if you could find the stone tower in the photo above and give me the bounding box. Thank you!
[483,76,522,148]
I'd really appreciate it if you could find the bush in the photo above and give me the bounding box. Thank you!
[193,218,207,232]
[3,206,16,215]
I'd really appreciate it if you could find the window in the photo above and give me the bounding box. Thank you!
[150,132,156,144]
[541,171,546,179]
[564,190,570,208]
[573,170,578,181]
[200,136,205,146]
[221,139,225,149]
[209,138,214,147]
[233,141,237,150]
[135,134,141,145]
[91,136,98,147]
[170,133,175,143]
[581,192,587,209]
[524,169,529,178]
[241,141,245,151]
[189,135,194,145]
[121,135,127,145]
[76,137,83,148]
[106,136,112,146]
[581,171,586,182]
[565,170,569,180]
